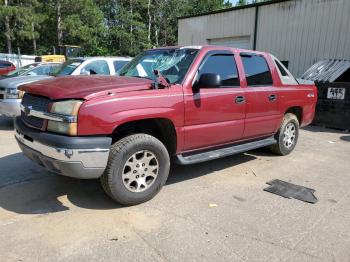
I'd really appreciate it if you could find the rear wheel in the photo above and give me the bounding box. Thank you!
[270,113,299,155]
[101,133,170,206]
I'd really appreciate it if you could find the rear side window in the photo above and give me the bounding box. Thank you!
[199,54,240,87]
[275,59,288,76]
[113,60,129,73]
[241,55,273,86]
[0,62,11,68]
[82,60,110,75]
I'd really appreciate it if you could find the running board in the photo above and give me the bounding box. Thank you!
[176,137,277,165]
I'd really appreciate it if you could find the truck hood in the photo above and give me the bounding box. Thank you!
[0,75,53,89]
[19,75,154,100]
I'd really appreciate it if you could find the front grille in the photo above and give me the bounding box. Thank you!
[21,93,51,129]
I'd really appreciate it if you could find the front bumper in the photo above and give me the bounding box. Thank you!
[14,117,112,179]
[0,99,21,117]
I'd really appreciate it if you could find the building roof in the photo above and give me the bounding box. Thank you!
[178,0,291,20]
[301,59,350,83]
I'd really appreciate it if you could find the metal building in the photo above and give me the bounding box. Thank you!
[178,0,350,76]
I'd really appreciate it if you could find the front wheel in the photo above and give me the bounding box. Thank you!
[270,113,299,156]
[100,133,170,206]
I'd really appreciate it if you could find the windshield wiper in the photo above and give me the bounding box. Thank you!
[153,70,170,89]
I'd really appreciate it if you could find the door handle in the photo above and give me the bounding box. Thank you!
[268,94,277,101]
[235,96,245,104]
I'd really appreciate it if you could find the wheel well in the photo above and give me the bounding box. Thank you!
[286,107,303,124]
[112,118,177,156]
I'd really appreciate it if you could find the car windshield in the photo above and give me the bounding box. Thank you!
[5,63,38,77]
[23,64,60,76]
[52,59,83,76]
[118,48,199,84]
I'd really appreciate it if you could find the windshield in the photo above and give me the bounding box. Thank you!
[119,48,199,84]
[52,59,83,76]
[23,64,60,76]
[5,63,38,77]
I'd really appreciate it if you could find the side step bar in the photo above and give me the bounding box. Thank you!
[176,137,277,165]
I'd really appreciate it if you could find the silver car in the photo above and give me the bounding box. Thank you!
[0,57,132,117]
[0,62,58,80]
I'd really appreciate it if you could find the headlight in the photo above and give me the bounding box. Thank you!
[47,100,83,136]
[6,88,19,99]
[18,90,25,99]
[50,100,82,115]
[47,121,78,136]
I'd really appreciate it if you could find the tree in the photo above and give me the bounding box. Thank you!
[0,0,233,56]
[15,1,46,53]
[188,0,231,15]
[1,0,14,53]
[236,0,248,6]
[42,0,106,55]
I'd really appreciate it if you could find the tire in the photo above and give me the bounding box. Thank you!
[100,133,170,206]
[270,113,299,156]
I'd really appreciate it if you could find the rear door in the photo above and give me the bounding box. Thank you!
[184,51,246,151]
[239,53,280,139]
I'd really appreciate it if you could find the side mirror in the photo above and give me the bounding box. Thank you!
[193,73,221,92]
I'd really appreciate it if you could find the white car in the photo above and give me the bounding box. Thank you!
[53,57,132,76]
[0,57,132,117]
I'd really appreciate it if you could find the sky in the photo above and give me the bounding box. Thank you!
[229,0,239,5]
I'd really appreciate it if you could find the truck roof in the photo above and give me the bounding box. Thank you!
[149,45,269,56]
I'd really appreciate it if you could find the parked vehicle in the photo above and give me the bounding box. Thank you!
[52,56,132,76]
[0,63,61,117]
[14,46,317,205]
[0,57,131,117]
[0,61,16,75]
[34,45,82,63]
[0,62,61,80]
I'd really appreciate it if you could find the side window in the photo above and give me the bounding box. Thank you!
[199,54,240,87]
[81,60,110,75]
[30,65,51,75]
[50,65,60,73]
[281,61,289,68]
[113,60,129,74]
[272,57,298,85]
[241,55,273,86]
[275,59,288,76]
[0,62,10,68]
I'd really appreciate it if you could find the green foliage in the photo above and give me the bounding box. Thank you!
[236,0,248,6]
[0,0,232,56]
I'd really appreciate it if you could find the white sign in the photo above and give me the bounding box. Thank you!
[327,87,345,100]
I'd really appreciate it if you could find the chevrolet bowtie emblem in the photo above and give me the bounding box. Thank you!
[24,106,32,116]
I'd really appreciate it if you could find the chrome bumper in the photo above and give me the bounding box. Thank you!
[14,117,112,179]
[0,99,21,117]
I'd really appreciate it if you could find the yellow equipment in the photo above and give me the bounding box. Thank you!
[35,55,65,63]
[35,45,82,63]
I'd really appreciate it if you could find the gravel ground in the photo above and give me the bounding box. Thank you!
[0,116,350,262]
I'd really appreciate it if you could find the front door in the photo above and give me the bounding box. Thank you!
[184,52,246,151]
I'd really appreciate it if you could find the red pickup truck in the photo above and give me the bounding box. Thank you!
[15,46,317,205]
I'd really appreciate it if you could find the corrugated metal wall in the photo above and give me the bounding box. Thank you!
[178,8,255,48]
[178,0,350,76]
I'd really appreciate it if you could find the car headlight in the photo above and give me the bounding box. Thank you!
[47,100,83,136]
[6,88,19,99]
[18,90,25,99]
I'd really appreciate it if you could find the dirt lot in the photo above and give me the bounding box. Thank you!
[0,116,349,262]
